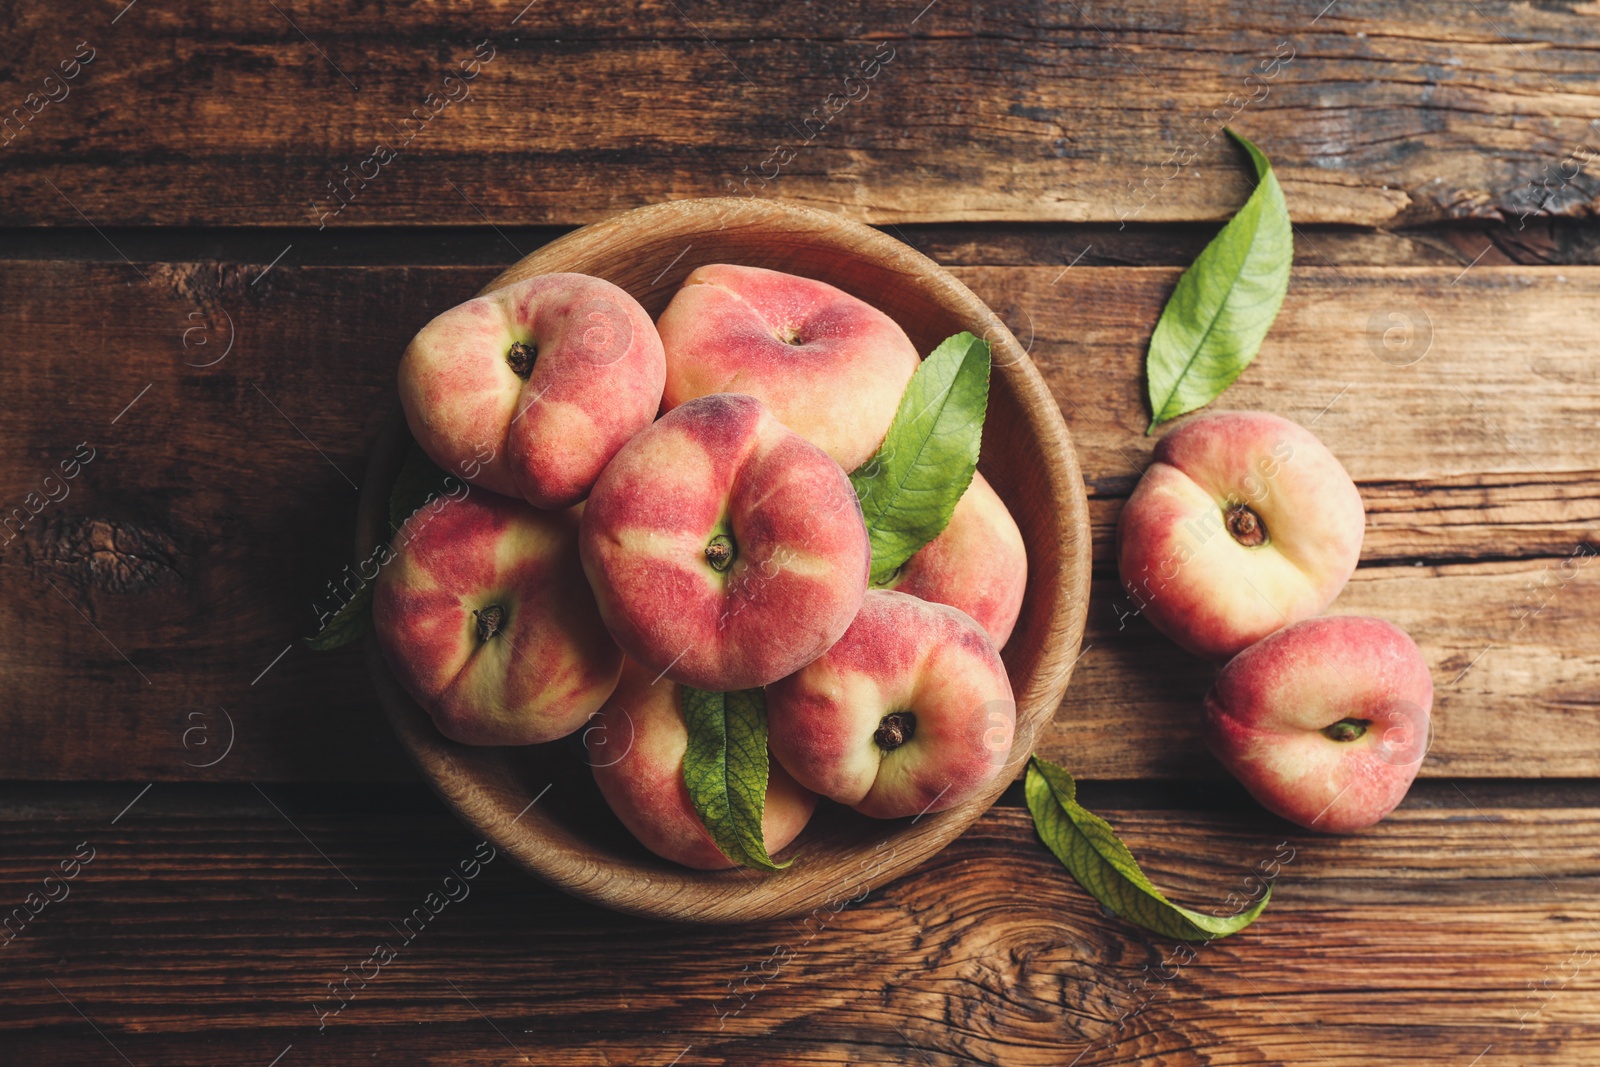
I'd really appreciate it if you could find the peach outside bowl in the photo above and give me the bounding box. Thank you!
[355,196,1091,924]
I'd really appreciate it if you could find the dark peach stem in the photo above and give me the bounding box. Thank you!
[705,534,736,572]
[1323,718,1369,742]
[474,604,505,642]
[1226,503,1267,547]
[506,341,536,380]
[875,711,916,751]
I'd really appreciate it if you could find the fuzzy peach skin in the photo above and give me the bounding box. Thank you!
[373,489,623,746]
[1118,410,1365,660]
[877,471,1027,648]
[655,264,921,472]
[767,590,1016,819]
[399,272,665,509]
[1203,615,1433,834]
[585,659,816,870]
[580,393,871,692]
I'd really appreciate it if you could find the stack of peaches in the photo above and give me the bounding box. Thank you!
[374,266,1024,870]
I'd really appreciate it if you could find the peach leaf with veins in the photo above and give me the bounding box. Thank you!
[850,331,991,585]
[1027,755,1272,940]
[1145,129,1292,434]
[681,686,790,871]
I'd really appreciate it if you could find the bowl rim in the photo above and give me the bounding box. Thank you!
[358,196,1091,923]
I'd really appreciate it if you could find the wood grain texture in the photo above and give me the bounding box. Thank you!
[5,0,1593,1056]
[966,263,1600,778]
[6,217,1600,270]
[0,258,1595,781]
[0,784,1594,1064]
[4,1,1600,227]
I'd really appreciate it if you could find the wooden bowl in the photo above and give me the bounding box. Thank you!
[357,197,1090,924]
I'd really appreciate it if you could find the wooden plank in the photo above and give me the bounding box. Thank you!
[1066,564,1600,779]
[960,264,1600,560]
[964,263,1600,778]
[4,1,1600,227]
[905,219,1600,270]
[0,786,1594,1064]
[4,218,1597,271]
[0,260,1595,781]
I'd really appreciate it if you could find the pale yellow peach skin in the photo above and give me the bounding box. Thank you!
[878,471,1026,648]
[579,393,870,692]
[400,272,665,509]
[1203,615,1433,834]
[655,264,921,472]
[1118,410,1365,660]
[586,659,816,870]
[373,489,622,746]
[767,590,1016,820]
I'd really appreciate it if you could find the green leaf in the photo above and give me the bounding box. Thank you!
[304,580,373,650]
[1026,756,1271,940]
[1145,129,1292,433]
[389,442,454,536]
[681,686,789,871]
[850,332,991,584]
[309,438,452,653]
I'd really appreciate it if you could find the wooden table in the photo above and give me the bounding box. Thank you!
[3,2,1598,1063]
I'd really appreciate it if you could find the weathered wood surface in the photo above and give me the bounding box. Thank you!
[5,1,1600,227]
[0,784,1593,1065]
[976,262,1600,778]
[6,0,1597,1060]
[0,258,1594,781]
[5,218,1599,268]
